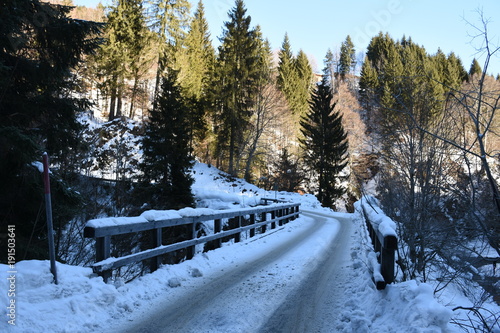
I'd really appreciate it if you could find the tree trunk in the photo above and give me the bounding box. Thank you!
[109,89,116,121]
[129,74,139,119]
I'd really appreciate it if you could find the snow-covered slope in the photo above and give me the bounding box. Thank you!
[0,163,495,332]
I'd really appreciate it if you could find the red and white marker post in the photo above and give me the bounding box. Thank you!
[42,153,58,284]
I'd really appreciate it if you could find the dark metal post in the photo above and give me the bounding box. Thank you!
[42,153,58,285]
[96,236,111,282]
[214,219,222,248]
[249,213,256,238]
[381,235,397,284]
[187,222,196,259]
[234,216,241,243]
[150,228,162,272]
[261,212,267,233]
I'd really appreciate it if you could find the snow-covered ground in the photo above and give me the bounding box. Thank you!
[1,163,498,332]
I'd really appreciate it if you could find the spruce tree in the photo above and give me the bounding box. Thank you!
[214,0,260,175]
[300,76,349,209]
[182,0,214,100]
[359,55,379,130]
[339,35,356,79]
[180,0,215,149]
[97,0,149,120]
[468,58,482,79]
[0,0,100,261]
[149,0,191,106]
[294,49,314,116]
[323,48,336,88]
[277,33,299,112]
[137,70,194,210]
[271,148,304,192]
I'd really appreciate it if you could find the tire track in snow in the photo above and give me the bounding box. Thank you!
[259,211,353,333]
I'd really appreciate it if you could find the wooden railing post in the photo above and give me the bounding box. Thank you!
[150,228,162,272]
[234,216,241,243]
[96,236,111,282]
[249,213,256,238]
[271,210,276,229]
[261,212,267,233]
[381,235,397,284]
[361,200,398,289]
[214,219,222,249]
[187,222,197,259]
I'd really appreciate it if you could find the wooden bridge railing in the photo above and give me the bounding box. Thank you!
[84,201,300,282]
[360,196,398,290]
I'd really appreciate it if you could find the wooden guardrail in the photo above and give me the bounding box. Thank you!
[360,196,398,290]
[84,201,300,282]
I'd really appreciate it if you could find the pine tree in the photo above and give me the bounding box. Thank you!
[339,35,356,79]
[0,0,100,261]
[180,0,215,150]
[277,33,299,112]
[181,0,214,100]
[97,0,149,120]
[137,70,194,210]
[294,49,314,116]
[359,55,379,131]
[300,76,349,208]
[271,148,304,192]
[323,48,336,88]
[149,0,191,107]
[468,58,482,79]
[214,0,261,175]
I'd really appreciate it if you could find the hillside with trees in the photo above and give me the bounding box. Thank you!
[1,0,498,330]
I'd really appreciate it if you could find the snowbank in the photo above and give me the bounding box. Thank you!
[359,195,397,238]
[334,206,456,333]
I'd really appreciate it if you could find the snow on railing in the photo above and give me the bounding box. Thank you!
[358,196,398,289]
[84,200,301,282]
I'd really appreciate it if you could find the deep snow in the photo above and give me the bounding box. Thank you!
[1,163,498,332]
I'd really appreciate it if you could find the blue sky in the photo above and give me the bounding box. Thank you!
[74,0,500,76]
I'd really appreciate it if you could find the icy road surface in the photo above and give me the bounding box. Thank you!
[260,212,352,332]
[117,211,348,333]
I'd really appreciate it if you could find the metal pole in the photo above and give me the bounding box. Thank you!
[42,153,58,284]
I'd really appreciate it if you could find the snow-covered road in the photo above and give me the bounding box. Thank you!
[260,211,352,332]
[115,211,345,333]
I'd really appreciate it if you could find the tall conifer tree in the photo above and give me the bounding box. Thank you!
[469,58,482,79]
[300,74,349,208]
[0,0,100,260]
[277,35,313,117]
[182,0,214,100]
[323,48,336,88]
[138,70,194,209]
[214,0,260,175]
[180,0,215,150]
[149,0,191,108]
[339,35,356,79]
[277,33,298,112]
[295,49,314,115]
[98,0,148,120]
